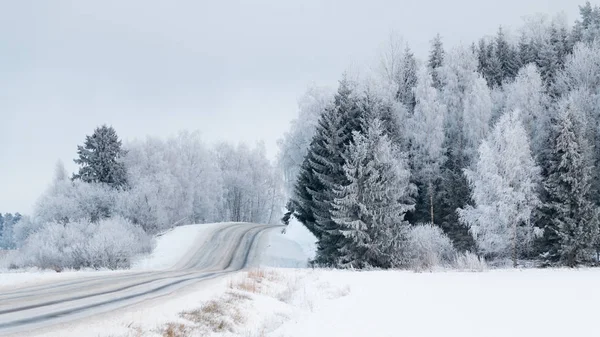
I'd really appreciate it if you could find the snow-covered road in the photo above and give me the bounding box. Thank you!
[0,222,279,336]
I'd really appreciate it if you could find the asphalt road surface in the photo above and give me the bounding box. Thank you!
[0,222,277,336]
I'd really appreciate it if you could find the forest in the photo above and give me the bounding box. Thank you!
[279,2,600,268]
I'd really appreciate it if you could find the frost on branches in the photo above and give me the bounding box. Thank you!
[542,98,600,266]
[459,110,541,266]
[331,119,414,268]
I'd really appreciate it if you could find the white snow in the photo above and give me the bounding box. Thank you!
[0,268,125,291]
[272,268,600,337]
[131,223,221,270]
[278,218,316,260]
[8,264,600,337]
[257,225,311,268]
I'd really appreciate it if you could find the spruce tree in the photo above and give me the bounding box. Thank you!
[332,119,414,268]
[396,46,418,113]
[542,102,599,266]
[290,78,363,266]
[73,125,128,188]
[495,27,520,82]
[428,34,445,90]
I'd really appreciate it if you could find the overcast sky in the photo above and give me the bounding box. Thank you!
[0,0,582,213]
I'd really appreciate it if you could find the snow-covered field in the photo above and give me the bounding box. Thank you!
[18,267,598,337]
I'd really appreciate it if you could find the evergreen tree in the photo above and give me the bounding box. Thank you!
[495,26,520,82]
[396,46,418,112]
[536,37,559,91]
[542,100,599,266]
[428,34,445,90]
[73,125,128,188]
[332,119,414,268]
[518,33,536,66]
[486,42,503,87]
[290,78,363,266]
[459,110,541,267]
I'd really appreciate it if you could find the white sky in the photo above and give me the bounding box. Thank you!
[0,0,583,213]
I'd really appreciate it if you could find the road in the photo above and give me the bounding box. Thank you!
[0,222,277,336]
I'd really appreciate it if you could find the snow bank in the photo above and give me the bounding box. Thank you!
[132,223,221,270]
[258,229,310,268]
[0,268,127,290]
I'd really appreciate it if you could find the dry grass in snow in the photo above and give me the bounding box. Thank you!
[113,268,350,337]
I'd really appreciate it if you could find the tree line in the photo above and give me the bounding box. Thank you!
[2,126,282,270]
[280,2,600,268]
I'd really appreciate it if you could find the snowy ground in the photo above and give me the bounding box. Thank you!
[3,223,600,337]
[19,267,597,337]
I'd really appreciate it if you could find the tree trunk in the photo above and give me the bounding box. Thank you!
[512,222,517,268]
[429,179,434,225]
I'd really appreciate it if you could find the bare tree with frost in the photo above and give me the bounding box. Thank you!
[459,110,541,266]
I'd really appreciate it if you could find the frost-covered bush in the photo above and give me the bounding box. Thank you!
[407,224,456,270]
[452,251,487,272]
[12,215,43,248]
[13,216,153,270]
[34,179,118,225]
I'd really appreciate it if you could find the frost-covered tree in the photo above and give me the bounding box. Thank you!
[290,78,364,266]
[437,46,492,251]
[215,142,282,225]
[440,46,492,164]
[378,36,418,112]
[35,179,117,225]
[278,85,334,196]
[410,66,446,224]
[0,213,21,249]
[495,26,521,83]
[504,64,549,157]
[542,99,599,266]
[73,125,128,188]
[121,132,226,232]
[332,119,414,268]
[396,46,418,112]
[428,34,445,90]
[459,110,541,266]
[572,2,600,45]
[556,42,600,205]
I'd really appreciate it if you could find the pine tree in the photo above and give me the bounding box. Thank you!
[459,110,541,267]
[332,119,414,268]
[290,78,363,266]
[428,34,445,90]
[542,100,599,266]
[73,125,128,188]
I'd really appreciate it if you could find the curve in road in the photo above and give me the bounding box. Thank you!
[0,222,278,336]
